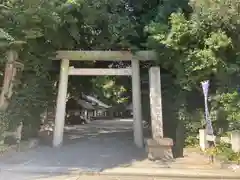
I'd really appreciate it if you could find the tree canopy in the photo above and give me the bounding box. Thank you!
[0,0,159,134]
[1,0,240,138]
[147,0,240,131]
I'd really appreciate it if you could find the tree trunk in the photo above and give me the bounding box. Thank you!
[173,121,186,158]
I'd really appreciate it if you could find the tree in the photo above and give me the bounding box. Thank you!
[0,0,170,137]
[0,0,138,136]
[147,0,240,137]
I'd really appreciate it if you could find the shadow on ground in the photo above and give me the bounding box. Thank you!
[0,119,149,175]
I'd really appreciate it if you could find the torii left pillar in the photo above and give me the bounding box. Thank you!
[53,59,69,147]
[131,59,144,148]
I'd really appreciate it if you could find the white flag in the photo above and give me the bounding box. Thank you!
[201,80,214,135]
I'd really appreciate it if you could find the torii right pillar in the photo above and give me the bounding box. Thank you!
[146,67,173,160]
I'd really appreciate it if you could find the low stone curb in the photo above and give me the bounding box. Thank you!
[99,167,240,179]
[1,166,240,179]
[0,166,102,174]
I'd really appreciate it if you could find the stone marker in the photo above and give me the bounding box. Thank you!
[146,67,173,160]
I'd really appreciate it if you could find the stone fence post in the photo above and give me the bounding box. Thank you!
[231,130,240,153]
[199,129,208,151]
[199,129,240,153]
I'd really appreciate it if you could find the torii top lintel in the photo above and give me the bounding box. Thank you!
[55,50,156,61]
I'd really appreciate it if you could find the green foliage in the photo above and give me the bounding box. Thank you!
[0,28,14,46]
[185,135,198,147]
[0,0,64,133]
[0,0,159,136]
[211,91,240,129]
[1,0,239,144]
[147,10,235,89]
[206,142,240,163]
[0,112,8,137]
[91,77,128,105]
[148,0,240,87]
[0,144,10,154]
[147,0,240,137]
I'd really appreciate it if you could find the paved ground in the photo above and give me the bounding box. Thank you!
[0,119,239,179]
[0,173,235,180]
[0,119,148,171]
[0,172,239,180]
[0,173,198,180]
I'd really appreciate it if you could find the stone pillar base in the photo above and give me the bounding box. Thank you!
[146,138,174,161]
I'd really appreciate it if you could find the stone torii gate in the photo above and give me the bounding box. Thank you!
[53,51,172,158]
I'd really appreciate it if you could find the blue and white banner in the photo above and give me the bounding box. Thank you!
[201,80,214,135]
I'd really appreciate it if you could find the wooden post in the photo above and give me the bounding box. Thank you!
[0,50,18,110]
[53,59,69,147]
[16,121,23,151]
[131,59,144,148]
